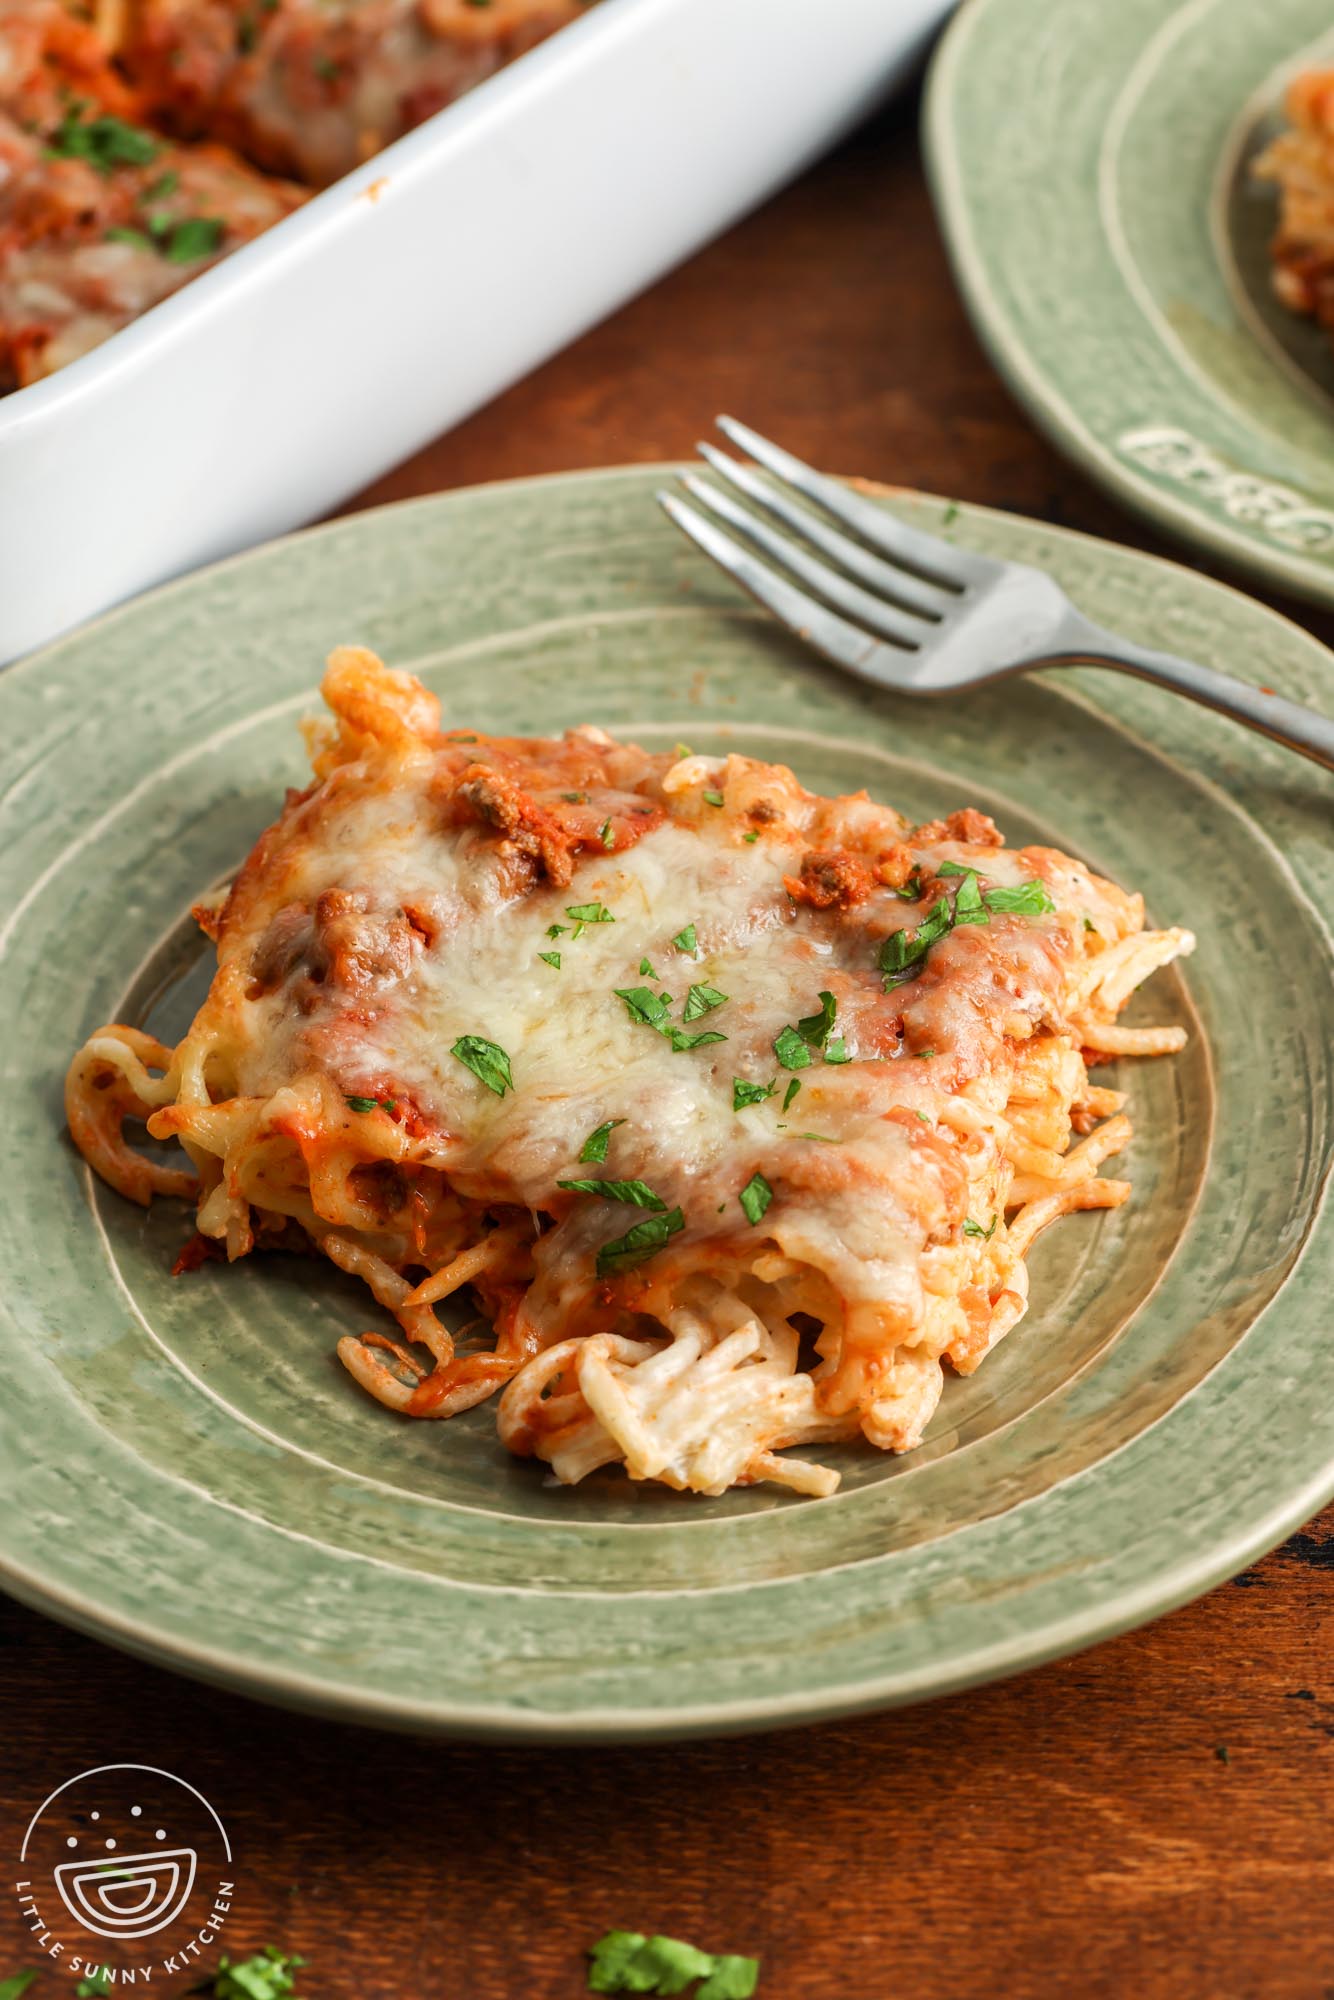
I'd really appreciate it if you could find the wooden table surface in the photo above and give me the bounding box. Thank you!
[4,95,1332,2000]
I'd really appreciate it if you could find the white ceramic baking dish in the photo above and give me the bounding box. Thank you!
[0,0,953,663]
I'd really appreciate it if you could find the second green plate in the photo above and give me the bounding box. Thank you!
[926,0,1334,606]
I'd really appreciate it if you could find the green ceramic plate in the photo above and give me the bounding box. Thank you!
[925,0,1334,608]
[0,468,1330,1740]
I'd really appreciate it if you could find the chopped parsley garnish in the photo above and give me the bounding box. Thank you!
[935,860,967,875]
[962,1216,998,1239]
[639,957,657,977]
[105,225,153,250]
[782,1077,802,1112]
[214,1949,308,2000]
[942,500,960,527]
[48,108,160,173]
[682,983,727,1022]
[548,923,568,938]
[742,831,759,844]
[345,1094,397,1114]
[773,1024,812,1071]
[562,790,587,802]
[732,1078,774,1111]
[702,789,725,808]
[799,1131,839,1143]
[587,1932,758,1998]
[616,986,727,1054]
[824,1038,850,1064]
[674,741,693,759]
[579,1117,625,1163]
[879,897,953,987]
[892,874,921,900]
[538,950,561,969]
[567,901,614,925]
[163,216,225,263]
[558,1177,666,1211]
[738,1172,773,1226]
[145,169,179,200]
[672,923,698,953]
[915,1047,936,1058]
[914,1110,930,1124]
[953,868,986,926]
[983,879,1056,915]
[595,1207,685,1278]
[615,986,673,1030]
[598,819,615,849]
[450,1034,513,1097]
[796,990,837,1048]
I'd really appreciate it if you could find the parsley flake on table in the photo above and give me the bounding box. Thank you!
[451,1034,513,1096]
[586,1931,759,1997]
[595,1208,684,1278]
[539,951,562,969]
[732,1078,774,1111]
[579,1117,625,1163]
[672,924,697,953]
[213,1947,308,1999]
[682,983,727,1022]
[738,1172,773,1225]
[558,1177,666,1211]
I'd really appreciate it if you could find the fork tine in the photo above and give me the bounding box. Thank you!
[696,443,952,622]
[679,474,925,651]
[657,490,910,684]
[716,416,972,590]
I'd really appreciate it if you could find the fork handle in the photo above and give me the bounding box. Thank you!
[1055,625,1334,773]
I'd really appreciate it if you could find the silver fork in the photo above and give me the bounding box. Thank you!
[657,417,1334,772]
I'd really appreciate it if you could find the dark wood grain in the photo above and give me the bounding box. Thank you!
[4,95,1332,2000]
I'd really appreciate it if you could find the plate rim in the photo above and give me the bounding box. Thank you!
[922,0,1334,610]
[2,464,1332,1741]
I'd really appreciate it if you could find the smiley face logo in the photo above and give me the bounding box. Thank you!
[19,1765,230,1945]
